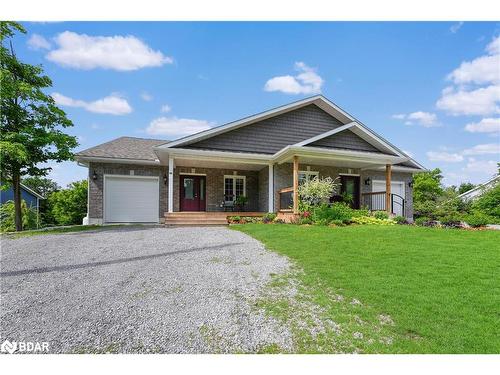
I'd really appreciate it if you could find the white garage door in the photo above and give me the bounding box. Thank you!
[372,180,406,216]
[104,176,159,223]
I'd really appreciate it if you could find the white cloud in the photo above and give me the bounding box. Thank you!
[264,62,323,95]
[141,92,153,101]
[46,31,173,71]
[450,22,464,34]
[52,92,132,115]
[462,143,500,155]
[160,104,171,113]
[392,111,439,127]
[426,151,464,162]
[464,118,500,133]
[436,85,500,116]
[27,34,51,50]
[447,36,500,85]
[145,117,213,138]
[463,159,498,176]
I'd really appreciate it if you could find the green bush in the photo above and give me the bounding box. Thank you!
[330,219,345,226]
[351,208,370,218]
[48,180,88,225]
[373,211,389,220]
[439,214,463,228]
[472,183,500,218]
[311,203,352,225]
[351,216,395,225]
[463,212,493,228]
[394,216,407,224]
[0,200,39,232]
[415,217,430,226]
[262,213,276,223]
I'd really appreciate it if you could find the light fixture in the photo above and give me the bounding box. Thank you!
[92,171,98,181]
[364,178,371,186]
[408,179,414,188]
[163,173,168,185]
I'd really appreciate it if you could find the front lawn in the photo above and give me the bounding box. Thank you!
[234,224,500,353]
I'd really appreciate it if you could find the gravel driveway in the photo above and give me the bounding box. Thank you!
[0,226,292,353]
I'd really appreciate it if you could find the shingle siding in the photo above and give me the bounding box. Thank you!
[181,104,345,154]
[309,129,382,153]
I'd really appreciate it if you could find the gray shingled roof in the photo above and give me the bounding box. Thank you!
[76,137,168,161]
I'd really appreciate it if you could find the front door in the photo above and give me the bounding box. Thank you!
[180,175,206,211]
[340,175,360,209]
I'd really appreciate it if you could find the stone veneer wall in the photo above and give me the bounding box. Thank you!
[273,163,414,219]
[88,162,168,224]
[173,166,261,212]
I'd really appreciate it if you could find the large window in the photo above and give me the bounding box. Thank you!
[298,170,319,185]
[224,176,246,202]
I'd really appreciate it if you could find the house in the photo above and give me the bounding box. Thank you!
[458,175,499,201]
[75,95,426,225]
[0,182,44,212]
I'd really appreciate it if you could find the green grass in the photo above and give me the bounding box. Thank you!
[1,224,131,238]
[234,224,500,353]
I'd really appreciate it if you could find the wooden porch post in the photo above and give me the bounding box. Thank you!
[293,156,299,214]
[168,156,175,213]
[385,164,392,214]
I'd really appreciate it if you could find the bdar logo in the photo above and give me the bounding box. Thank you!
[1,340,18,354]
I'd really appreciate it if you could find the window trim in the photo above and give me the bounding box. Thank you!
[298,170,319,184]
[223,175,247,202]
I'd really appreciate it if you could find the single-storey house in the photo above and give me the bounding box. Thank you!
[75,95,426,225]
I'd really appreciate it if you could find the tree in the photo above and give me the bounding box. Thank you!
[413,168,443,203]
[458,182,476,195]
[0,22,78,231]
[48,180,87,225]
[22,176,60,197]
[22,176,61,225]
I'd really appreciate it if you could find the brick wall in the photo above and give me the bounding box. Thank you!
[88,162,167,222]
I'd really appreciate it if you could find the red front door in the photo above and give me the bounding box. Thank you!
[180,175,206,211]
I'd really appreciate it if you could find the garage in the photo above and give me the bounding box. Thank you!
[104,175,159,223]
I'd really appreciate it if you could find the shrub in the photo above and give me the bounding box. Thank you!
[298,176,340,207]
[472,183,500,218]
[351,208,370,218]
[463,212,492,228]
[228,215,241,224]
[0,200,39,232]
[373,211,389,220]
[299,217,313,225]
[48,180,88,225]
[351,216,396,225]
[311,203,352,225]
[415,217,430,226]
[439,214,463,228]
[393,216,407,225]
[262,213,276,223]
[330,219,345,226]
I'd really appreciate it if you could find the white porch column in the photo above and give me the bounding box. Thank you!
[268,163,274,213]
[168,156,175,213]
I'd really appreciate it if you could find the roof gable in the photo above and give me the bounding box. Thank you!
[308,129,383,153]
[182,104,345,154]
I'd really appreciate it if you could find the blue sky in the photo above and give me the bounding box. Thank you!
[13,22,500,187]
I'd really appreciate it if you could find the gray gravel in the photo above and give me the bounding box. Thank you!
[0,226,292,353]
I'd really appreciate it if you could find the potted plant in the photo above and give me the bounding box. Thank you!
[234,195,248,211]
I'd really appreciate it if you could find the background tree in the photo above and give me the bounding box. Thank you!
[458,182,476,195]
[22,176,61,225]
[48,180,88,226]
[0,22,78,231]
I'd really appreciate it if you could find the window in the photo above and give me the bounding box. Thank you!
[298,170,319,185]
[224,176,246,202]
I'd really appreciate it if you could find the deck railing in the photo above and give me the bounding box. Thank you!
[361,191,405,216]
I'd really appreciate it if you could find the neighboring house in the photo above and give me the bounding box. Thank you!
[458,175,499,201]
[0,182,44,212]
[75,95,426,225]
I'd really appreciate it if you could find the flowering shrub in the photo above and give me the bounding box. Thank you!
[298,176,340,208]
